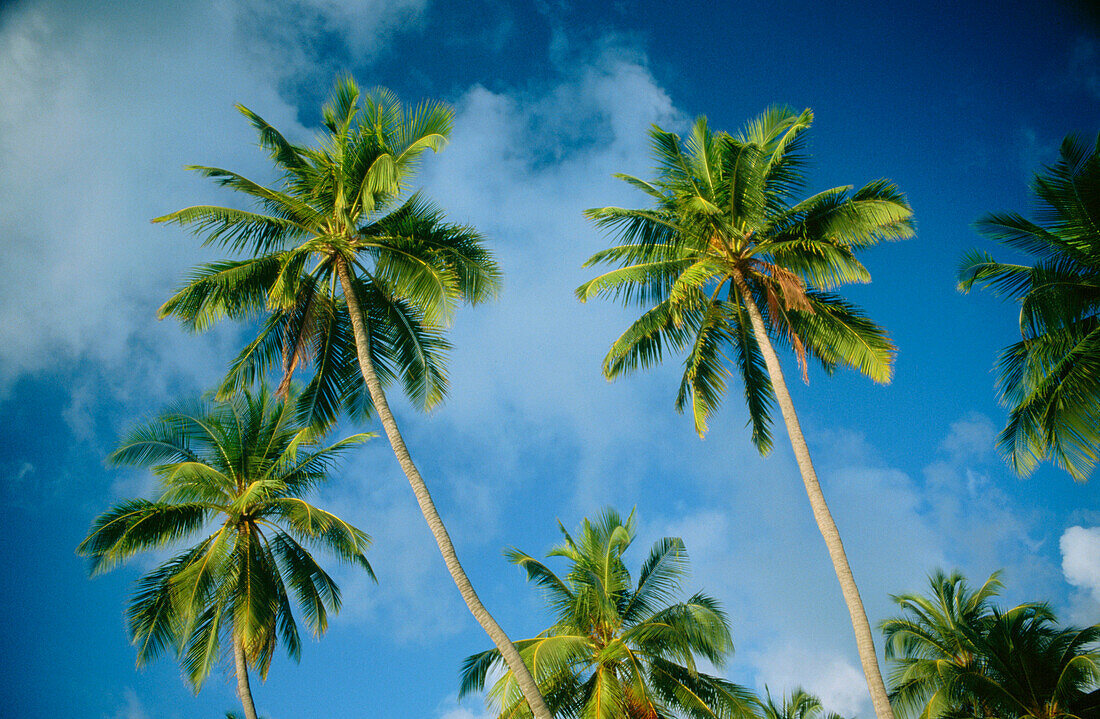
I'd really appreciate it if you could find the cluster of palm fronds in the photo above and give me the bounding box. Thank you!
[881,571,1100,719]
[959,134,1100,481]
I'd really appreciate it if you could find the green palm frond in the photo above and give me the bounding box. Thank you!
[158,256,284,332]
[961,132,1100,481]
[675,300,733,437]
[603,298,701,378]
[877,570,1097,719]
[153,205,308,255]
[78,500,212,574]
[788,291,896,384]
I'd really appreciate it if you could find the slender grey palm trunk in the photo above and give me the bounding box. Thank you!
[335,257,553,719]
[733,272,897,719]
[234,636,259,719]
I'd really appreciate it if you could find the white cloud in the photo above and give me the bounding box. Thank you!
[0,0,435,399]
[228,0,429,90]
[0,0,303,393]
[415,39,695,513]
[636,413,1059,718]
[1060,526,1100,623]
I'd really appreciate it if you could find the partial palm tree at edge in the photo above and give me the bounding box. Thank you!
[958,132,1100,481]
[578,107,914,719]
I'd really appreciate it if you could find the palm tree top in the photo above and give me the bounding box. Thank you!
[154,76,502,426]
[760,687,848,719]
[460,508,756,719]
[77,385,375,687]
[578,107,914,446]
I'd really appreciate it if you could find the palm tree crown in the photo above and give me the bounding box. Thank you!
[881,570,1100,719]
[156,75,500,426]
[460,509,757,719]
[880,570,1016,719]
[759,688,847,719]
[975,608,1100,719]
[958,132,1100,481]
[77,387,373,704]
[578,107,913,447]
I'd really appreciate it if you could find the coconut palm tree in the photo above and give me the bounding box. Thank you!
[958,132,1100,481]
[153,76,552,718]
[971,608,1100,719]
[880,570,1021,719]
[759,688,846,719]
[460,508,758,719]
[577,108,913,719]
[77,386,374,719]
[882,571,1100,719]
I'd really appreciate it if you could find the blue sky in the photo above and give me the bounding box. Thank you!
[1,1,1098,717]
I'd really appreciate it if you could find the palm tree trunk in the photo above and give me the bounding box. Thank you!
[335,256,553,719]
[234,636,259,719]
[733,272,896,719]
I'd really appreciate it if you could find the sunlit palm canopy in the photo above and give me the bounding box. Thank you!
[881,570,1016,719]
[578,107,913,450]
[959,132,1100,481]
[880,570,1100,719]
[459,509,758,719]
[155,75,500,427]
[77,386,374,689]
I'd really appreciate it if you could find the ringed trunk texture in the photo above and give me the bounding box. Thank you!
[335,257,553,719]
[233,636,260,719]
[734,272,897,719]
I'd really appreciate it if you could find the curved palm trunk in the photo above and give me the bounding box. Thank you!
[233,636,259,719]
[335,257,553,719]
[733,272,896,719]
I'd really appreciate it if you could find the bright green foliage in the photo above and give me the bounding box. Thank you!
[759,688,847,719]
[578,107,913,449]
[881,571,1017,719]
[958,133,1100,481]
[155,76,500,426]
[881,570,1100,719]
[459,509,757,719]
[77,386,374,690]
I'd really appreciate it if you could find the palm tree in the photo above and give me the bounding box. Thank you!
[77,386,374,719]
[577,107,914,719]
[958,132,1100,481]
[153,76,552,719]
[880,570,1019,719]
[971,608,1100,719]
[759,688,847,719]
[881,571,1100,719]
[460,509,758,719]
